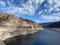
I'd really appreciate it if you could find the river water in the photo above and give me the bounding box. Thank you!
[4,29,60,45]
[31,30,60,45]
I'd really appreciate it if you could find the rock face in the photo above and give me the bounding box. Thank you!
[0,12,43,40]
[0,12,41,28]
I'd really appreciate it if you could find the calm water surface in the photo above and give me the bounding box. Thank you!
[4,29,60,45]
[18,29,60,45]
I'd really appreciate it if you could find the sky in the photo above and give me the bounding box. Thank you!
[0,0,60,23]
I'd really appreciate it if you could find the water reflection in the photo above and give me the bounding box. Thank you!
[32,30,60,45]
[4,30,60,45]
[4,34,33,45]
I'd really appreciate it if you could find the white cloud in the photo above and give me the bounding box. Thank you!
[38,10,43,15]
[41,13,60,21]
[0,0,45,15]
[0,1,6,7]
[39,0,60,15]
[47,0,60,7]
[38,0,60,21]
[0,0,60,17]
[47,0,60,11]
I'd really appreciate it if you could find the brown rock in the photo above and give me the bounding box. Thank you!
[0,12,43,40]
[0,12,42,29]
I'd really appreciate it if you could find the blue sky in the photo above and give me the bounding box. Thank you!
[0,0,60,23]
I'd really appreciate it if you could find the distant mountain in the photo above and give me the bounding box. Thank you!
[45,21,60,28]
[39,23,50,28]
[39,21,60,28]
[39,22,51,28]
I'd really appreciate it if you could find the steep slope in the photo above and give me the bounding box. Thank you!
[0,12,42,29]
[0,12,43,40]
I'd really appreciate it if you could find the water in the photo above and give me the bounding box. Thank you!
[31,30,60,45]
[4,29,60,45]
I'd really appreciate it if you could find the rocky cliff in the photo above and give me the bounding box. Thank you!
[0,12,42,28]
[0,12,43,40]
